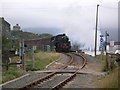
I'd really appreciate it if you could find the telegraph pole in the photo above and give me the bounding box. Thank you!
[105,31,109,54]
[94,4,99,57]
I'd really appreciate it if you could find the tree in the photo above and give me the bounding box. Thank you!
[2,36,12,50]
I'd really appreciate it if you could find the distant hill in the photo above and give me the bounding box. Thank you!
[23,27,63,35]
[11,30,53,40]
[39,33,53,38]
[2,30,53,50]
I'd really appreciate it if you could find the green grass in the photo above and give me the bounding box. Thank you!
[11,56,20,62]
[96,54,107,61]
[95,68,119,88]
[95,54,119,88]
[2,51,59,83]
[2,65,23,83]
[95,54,116,72]
[0,71,2,84]
[26,51,59,71]
[95,54,107,71]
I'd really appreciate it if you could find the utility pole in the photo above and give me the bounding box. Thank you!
[105,31,109,54]
[105,31,109,70]
[94,4,99,57]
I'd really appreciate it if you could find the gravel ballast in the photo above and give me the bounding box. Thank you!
[2,73,48,88]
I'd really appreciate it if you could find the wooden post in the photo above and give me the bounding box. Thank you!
[19,40,25,70]
[6,58,9,70]
[32,46,35,69]
[3,50,9,70]
[110,54,115,70]
[106,53,109,71]
[22,40,26,71]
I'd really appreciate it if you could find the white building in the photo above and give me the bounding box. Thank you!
[13,24,21,31]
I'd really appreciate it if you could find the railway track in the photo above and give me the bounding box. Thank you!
[18,53,73,89]
[71,52,87,69]
[18,52,87,89]
[51,53,87,90]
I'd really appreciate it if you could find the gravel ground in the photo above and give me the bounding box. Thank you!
[2,53,105,89]
[63,74,98,88]
[64,53,84,70]
[70,53,83,67]
[32,53,104,89]
[33,74,71,88]
[2,73,48,88]
[2,53,71,89]
[82,54,103,72]
[62,53,106,88]
[46,53,71,70]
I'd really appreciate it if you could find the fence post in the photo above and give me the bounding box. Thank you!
[116,53,120,66]
[109,54,113,70]
[6,58,9,70]
[106,53,109,71]
[32,46,35,69]
[19,40,25,71]
[3,50,9,71]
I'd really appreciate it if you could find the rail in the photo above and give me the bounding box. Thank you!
[18,53,73,89]
[51,52,87,90]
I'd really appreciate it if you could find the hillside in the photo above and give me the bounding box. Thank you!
[11,30,53,40]
[23,27,63,35]
[2,30,53,50]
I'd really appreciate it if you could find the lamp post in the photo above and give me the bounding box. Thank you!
[94,4,99,57]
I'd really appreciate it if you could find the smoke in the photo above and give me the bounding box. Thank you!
[2,1,117,50]
[59,5,102,49]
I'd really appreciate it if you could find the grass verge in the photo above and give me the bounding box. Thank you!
[95,54,119,88]
[26,51,59,71]
[2,65,24,83]
[2,51,59,83]
[95,68,119,88]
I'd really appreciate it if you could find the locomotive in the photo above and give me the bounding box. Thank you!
[51,34,71,52]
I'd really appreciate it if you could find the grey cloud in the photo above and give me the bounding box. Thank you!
[2,1,118,49]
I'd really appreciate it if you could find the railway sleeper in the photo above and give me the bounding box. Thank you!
[19,72,56,89]
[51,73,77,90]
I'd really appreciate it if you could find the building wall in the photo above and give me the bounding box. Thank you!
[108,45,118,53]
[13,24,21,31]
[118,1,120,50]
[0,17,11,36]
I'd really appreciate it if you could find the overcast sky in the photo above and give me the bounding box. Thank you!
[0,0,119,49]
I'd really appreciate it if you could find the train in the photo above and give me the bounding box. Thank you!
[51,34,71,52]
